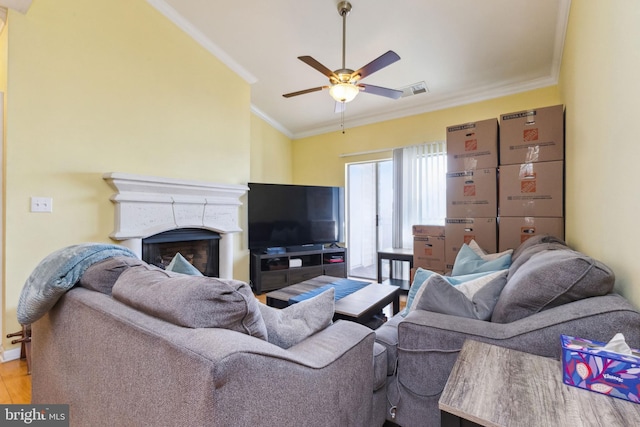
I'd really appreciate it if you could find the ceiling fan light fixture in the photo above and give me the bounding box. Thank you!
[330,83,359,103]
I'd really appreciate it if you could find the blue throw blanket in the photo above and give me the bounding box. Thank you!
[17,243,138,325]
[288,278,370,305]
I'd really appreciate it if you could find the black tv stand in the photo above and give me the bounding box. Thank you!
[250,247,347,294]
[284,243,323,252]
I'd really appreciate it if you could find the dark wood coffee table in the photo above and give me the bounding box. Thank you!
[265,275,400,325]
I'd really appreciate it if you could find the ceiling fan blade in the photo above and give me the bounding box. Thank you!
[282,86,328,98]
[359,84,403,99]
[351,50,401,80]
[298,56,337,79]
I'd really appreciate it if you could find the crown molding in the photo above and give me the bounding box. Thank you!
[146,0,257,85]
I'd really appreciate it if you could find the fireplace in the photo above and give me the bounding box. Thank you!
[142,228,220,276]
[103,173,248,279]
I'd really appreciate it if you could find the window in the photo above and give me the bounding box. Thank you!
[392,142,447,248]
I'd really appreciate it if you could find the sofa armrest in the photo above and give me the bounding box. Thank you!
[374,314,402,375]
[396,293,640,398]
[402,293,640,355]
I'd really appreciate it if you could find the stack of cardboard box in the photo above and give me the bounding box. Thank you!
[412,224,446,275]
[411,105,565,276]
[498,104,565,251]
[443,118,499,271]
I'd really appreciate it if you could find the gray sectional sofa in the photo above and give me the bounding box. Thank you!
[375,236,640,427]
[24,237,640,427]
[27,250,386,427]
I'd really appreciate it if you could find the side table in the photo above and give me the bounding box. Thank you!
[377,247,413,291]
[439,340,640,427]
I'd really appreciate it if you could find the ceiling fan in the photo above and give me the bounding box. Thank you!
[282,1,402,106]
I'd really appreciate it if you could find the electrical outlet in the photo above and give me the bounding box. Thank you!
[31,197,53,213]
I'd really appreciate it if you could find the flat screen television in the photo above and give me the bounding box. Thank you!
[248,182,345,252]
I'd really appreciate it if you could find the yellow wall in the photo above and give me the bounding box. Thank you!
[249,113,293,184]
[2,0,252,348]
[293,86,562,187]
[560,0,640,307]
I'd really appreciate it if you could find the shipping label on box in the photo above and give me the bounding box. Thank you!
[500,104,564,165]
[413,236,446,271]
[499,161,564,217]
[561,335,640,404]
[447,118,498,171]
[444,218,497,269]
[498,216,565,251]
[446,168,497,218]
[412,225,445,237]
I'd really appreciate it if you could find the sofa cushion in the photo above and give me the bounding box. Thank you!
[451,243,511,276]
[79,256,145,295]
[257,288,334,349]
[491,249,615,323]
[112,264,268,339]
[413,269,508,320]
[166,252,203,276]
[508,235,568,278]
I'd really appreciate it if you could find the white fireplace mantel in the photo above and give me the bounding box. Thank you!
[103,172,248,279]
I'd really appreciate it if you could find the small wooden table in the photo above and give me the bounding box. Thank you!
[439,340,640,427]
[377,247,414,291]
[265,275,400,325]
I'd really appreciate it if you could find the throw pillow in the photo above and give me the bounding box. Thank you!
[413,269,508,320]
[258,288,335,349]
[112,264,267,339]
[402,268,439,315]
[468,239,513,261]
[451,243,511,276]
[491,249,615,323]
[79,256,145,295]
[403,268,508,316]
[166,252,203,276]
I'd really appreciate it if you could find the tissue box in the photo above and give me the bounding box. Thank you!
[561,335,640,404]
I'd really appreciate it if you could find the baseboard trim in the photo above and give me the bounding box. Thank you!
[0,346,21,363]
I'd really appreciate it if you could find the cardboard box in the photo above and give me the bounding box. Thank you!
[498,217,565,251]
[499,161,564,217]
[500,104,564,165]
[412,224,445,237]
[444,218,497,269]
[447,118,498,171]
[413,235,446,271]
[561,335,640,404]
[446,168,497,218]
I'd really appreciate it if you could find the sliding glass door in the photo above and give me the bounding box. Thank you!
[346,160,392,280]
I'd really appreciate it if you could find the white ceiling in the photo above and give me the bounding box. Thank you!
[149,0,571,139]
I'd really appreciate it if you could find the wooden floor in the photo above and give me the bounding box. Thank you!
[1,289,405,406]
[0,358,31,404]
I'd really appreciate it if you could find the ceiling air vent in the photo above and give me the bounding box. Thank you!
[399,81,429,98]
